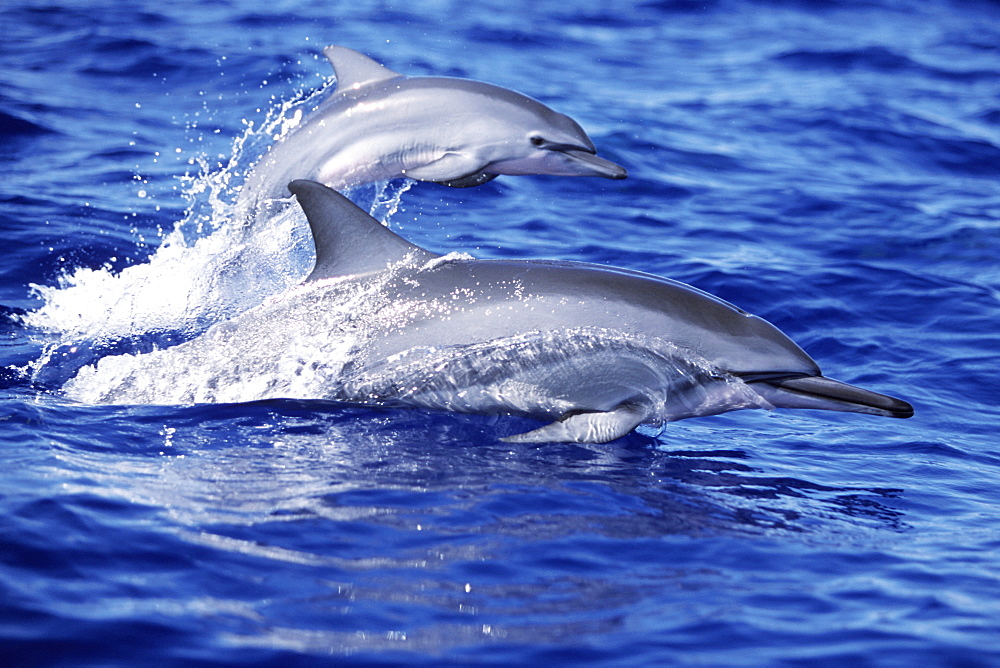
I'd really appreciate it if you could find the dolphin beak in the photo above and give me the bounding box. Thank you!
[556,148,628,180]
[747,375,915,418]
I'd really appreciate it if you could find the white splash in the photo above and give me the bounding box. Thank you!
[61,261,409,405]
[21,76,415,387]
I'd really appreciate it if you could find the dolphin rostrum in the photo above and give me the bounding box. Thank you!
[241,46,627,219]
[286,179,912,443]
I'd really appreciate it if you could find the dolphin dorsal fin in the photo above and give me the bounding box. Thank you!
[323,46,402,91]
[288,180,439,282]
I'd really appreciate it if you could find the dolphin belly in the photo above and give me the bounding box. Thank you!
[334,328,775,438]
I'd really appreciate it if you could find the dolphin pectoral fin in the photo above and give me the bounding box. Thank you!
[323,46,402,91]
[403,154,486,184]
[436,171,498,188]
[501,404,649,444]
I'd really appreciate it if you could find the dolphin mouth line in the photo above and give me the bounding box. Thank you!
[554,147,628,180]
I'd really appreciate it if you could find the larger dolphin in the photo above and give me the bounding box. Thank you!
[241,46,626,219]
[287,179,912,443]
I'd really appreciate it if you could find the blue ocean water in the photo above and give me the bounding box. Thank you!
[3,0,1000,664]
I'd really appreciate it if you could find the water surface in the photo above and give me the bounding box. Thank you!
[2,0,999,664]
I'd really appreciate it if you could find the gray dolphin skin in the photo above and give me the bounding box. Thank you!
[288,179,913,444]
[241,46,626,217]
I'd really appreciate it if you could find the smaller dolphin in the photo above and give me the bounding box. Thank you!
[241,46,626,218]
[287,179,913,444]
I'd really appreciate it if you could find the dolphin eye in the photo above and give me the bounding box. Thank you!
[530,136,545,147]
